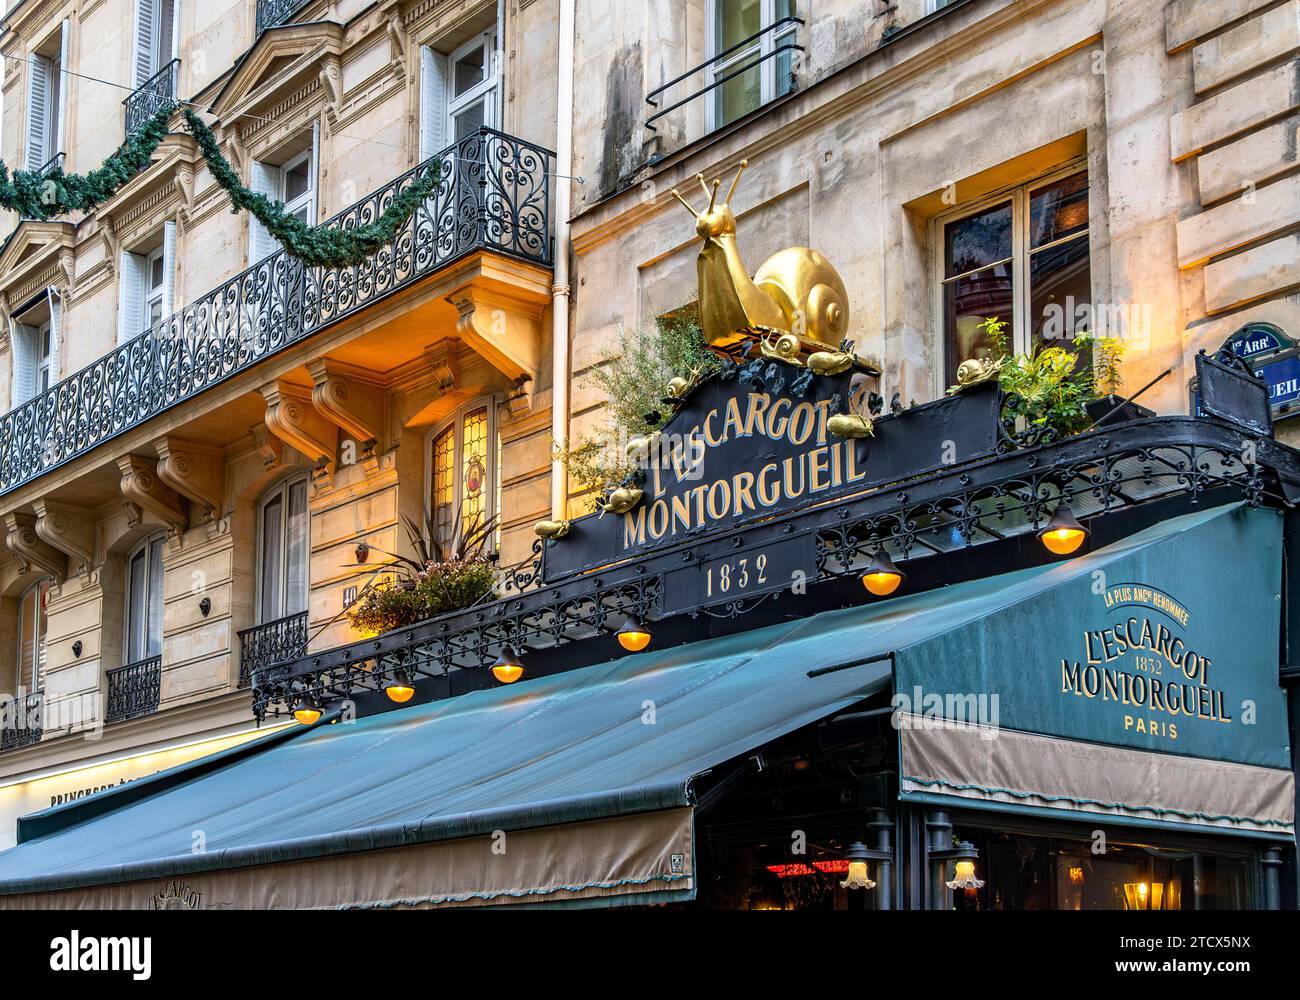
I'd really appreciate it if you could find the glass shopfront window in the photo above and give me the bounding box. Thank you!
[951,825,1253,911]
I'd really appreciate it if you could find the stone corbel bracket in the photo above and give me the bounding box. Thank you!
[117,454,188,539]
[307,360,386,473]
[424,342,459,393]
[3,511,67,585]
[260,379,337,485]
[448,285,546,413]
[32,499,96,580]
[155,435,225,523]
[250,423,284,470]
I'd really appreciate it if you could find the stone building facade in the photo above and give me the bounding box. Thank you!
[0,0,1296,840]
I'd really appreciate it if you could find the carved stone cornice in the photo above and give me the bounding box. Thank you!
[3,511,66,584]
[117,455,188,537]
[307,360,386,462]
[32,499,96,578]
[154,436,225,521]
[259,380,337,483]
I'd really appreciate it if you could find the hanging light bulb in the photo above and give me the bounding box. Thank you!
[491,644,525,684]
[861,548,904,596]
[839,842,877,890]
[1039,502,1088,555]
[384,669,416,704]
[616,615,653,652]
[945,858,985,890]
[292,692,322,726]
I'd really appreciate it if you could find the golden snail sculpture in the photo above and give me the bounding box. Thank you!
[671,160,850,353]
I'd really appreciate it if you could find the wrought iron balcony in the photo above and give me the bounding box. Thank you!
[0,691,43,752]
[256,0,312,35]
[19,153,65,221]
[238,611,309,688]
[124,59,180,139]
[0,127,552,498]
[105,656,161,724]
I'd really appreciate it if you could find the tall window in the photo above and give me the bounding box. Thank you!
[25,21,68,171]
[16,578,51,693]
[707,0,797,130]
[250,129,319,262]
[938,167,1091,387]
[117,222,177,343]
[9,288,61,404]
[133,0,177,87]
[427,400,498,548]
[124,533,165,664]
[419,28,499,159]
[257,476,309,623]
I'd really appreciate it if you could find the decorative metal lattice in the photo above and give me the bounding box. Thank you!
[238,611,309,688]
[0,691,43,752]
[0,128,552,498]
[256,0,312,35]
[105,656,162,724]
[124,59,179,138]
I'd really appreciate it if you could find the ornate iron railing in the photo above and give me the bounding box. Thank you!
[124,59,180,138]
[105,656,162,724]
[248,414,1299,722]
[0,691,43,751]
[19,153,65,221]
[238,611,308,688]
[256,0,312,34]
[0,127,552,497]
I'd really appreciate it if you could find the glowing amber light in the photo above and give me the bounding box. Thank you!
[860,550,904,596]
[491,645,525,684]
[616,617,653,652]
[385,682,416,703]
[293,702,322,726]
[1039,504,1088,555]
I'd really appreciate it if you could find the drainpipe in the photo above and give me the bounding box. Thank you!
[550,0,575,519]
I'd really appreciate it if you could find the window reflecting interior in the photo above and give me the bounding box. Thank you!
[16,578,50,692]
[125,534,165,663]
[259,477,309,622]
[713,0,796,128]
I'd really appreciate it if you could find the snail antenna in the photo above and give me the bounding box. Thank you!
[670,188,699,217]
[706,178,721,214]
[725,159,749,205]
[696,172,713,202]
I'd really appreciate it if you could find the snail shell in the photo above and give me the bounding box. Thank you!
[827,414,874,438]
[754,247,850,349]
[534,519,571,540]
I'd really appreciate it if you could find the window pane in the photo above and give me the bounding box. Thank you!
[461,408,488,539]
[284,158,311,203]
[1029,234,1091,350]
[453,44,487,97]
[38,326,50,359]
[453,99,486,142]
[17,586,37,690]
[261,494,284,622]
[717,57,762,126]
[718,0,762,48]
[150,254,165,289]
[128,549,146,662]
[945,202,1012,278]
[147,539,164,658]
[1030,172,1088,248]
[432,426,455,546]
[943,262,1014,386]
[286,481,309,615]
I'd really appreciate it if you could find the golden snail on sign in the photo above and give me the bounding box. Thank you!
[671,160,850,353]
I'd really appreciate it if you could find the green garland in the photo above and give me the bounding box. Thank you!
[0,104,442,269]
[0,104,174,220]
[183,109,441,269]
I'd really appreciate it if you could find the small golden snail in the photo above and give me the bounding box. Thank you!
[666,376,691,399]
[534,519,571,540]
[596,486,644,515]
[759,330,801,361]
[807,350,855,376]
[828,414,874,438]
[671,160,850,352]
[953,356,1004,390]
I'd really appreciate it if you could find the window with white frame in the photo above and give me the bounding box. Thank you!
[132,0,177,87]
[419,27,499,160]
[249,129,319,263]
[925,0,955,13]
[257,474,310,624]
[937,166,1092,388]
[117,222,177,343]
[25,20,68,171]
[426,399,499,551]
[124,533,165,665]
[706,0,797,131]
[16,577,51,694]
[9,288,62,404]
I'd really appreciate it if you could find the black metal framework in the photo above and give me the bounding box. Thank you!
[0,127,552,498]
[256,0,312,34]
[0,691,43,752]
[238,611,309,688]
[105,656,162,724]
[124,59,180,138]
[645,15,804,131]
[249,413,1299,722]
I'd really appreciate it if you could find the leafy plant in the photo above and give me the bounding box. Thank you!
[557,310,718,504]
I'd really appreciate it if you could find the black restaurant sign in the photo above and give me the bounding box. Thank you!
[542,360,1003,581]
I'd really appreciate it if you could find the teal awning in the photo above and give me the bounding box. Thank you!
[0,502,1290,908]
